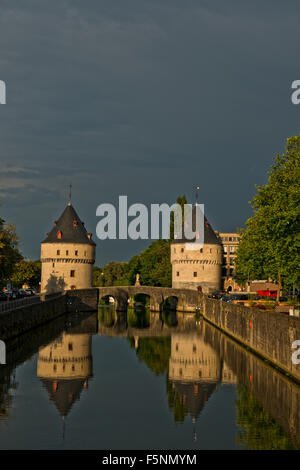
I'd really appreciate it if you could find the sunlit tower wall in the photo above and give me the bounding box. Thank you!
[40,203,96,293]
[170,210,222,293]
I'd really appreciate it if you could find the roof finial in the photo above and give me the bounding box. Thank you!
[68,183,72,206]
[195,185,200,206]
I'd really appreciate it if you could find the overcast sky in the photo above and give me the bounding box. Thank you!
[0,0,299,265]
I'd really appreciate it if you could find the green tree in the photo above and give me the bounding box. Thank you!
[169,194,188,240]
[0,217,22,288]
[135,239,172,287]
[235,135,300,294]
[93,261,129,286]
[11,260,41,288]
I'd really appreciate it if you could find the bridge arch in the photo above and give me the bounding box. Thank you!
[98,287,129,312]
[162,295,178,312]
[97,286,201,313]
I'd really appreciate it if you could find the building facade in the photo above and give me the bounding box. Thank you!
[218,232,240,292]
[40,203,96,293]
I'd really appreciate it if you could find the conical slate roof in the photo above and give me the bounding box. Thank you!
[171,205,221,245]
[41,203,96,245]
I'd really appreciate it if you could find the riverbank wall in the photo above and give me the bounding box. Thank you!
[202,320,300,448]
[202,296,300,381]
[0,288,99,341]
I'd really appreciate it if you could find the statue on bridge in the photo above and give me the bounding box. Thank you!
[135,273,141,286]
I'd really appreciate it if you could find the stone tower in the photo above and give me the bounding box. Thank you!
[170,207,222,293]
[40,203,96,293]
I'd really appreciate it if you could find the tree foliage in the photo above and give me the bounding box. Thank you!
[0,217,22,287]
[11,260,41,288]
[235,135,300,290]
[129,240,172,287]
[169,194,188,240]
[93,261,128,287]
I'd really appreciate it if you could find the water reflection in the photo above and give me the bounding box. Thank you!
[0,306,299,449]
[37,332,92,421]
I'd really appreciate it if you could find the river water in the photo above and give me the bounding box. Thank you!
[0,307,299,450]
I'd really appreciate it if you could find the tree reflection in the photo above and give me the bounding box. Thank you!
[236,384,298,450]
[0,372,17,419]
[128,336,170,375]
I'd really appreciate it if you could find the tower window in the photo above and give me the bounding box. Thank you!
[66,250,69,256]
[68,343,73,351]
[200,248,203,253]
[75,250,78,256]
[193,272,197,277]
[84,250,87,256]
[56,250,60,255]
[176,272,180,277]
[193,344,197,353]
[70,270,75,278]
[181,248,184,253]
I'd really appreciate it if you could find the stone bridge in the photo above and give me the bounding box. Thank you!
[98,286,201,312]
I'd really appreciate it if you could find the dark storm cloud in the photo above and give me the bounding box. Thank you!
[0,0,299,263]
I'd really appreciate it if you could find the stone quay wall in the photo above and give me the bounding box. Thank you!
[0,295,67,341]
[203,320,300,447]
[202,295,300,381]
[0,289,99,341]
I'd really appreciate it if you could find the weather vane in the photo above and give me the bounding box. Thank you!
[69,183,72,204]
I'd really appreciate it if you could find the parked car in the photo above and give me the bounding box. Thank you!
[24,288,36,296]
[18,289,28,298]
[220,295,234,303]
[209,291,225,300]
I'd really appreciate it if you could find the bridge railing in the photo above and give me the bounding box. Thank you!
[0,295,43,314]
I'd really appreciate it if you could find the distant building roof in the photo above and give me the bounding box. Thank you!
[41,203,96,246]
[171,206,221,245]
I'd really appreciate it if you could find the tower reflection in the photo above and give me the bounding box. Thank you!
[168,332,237,430]
[37,332,93,420]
